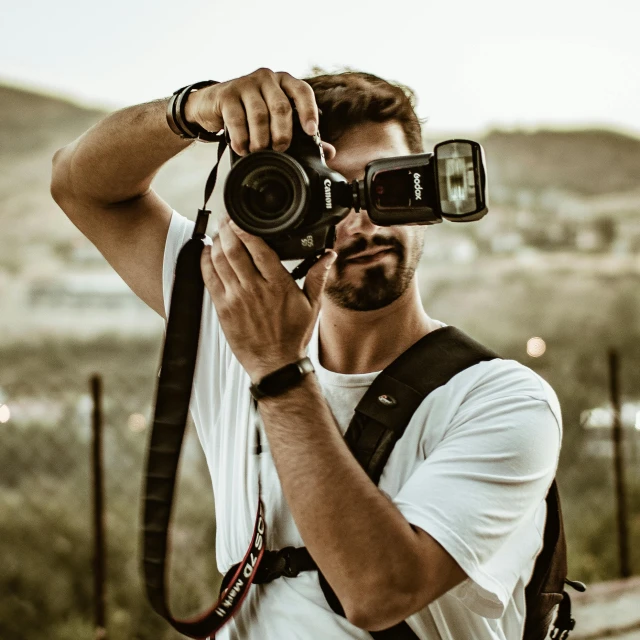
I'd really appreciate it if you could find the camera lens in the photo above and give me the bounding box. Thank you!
[242,170,294,219]
[224,151,310,235]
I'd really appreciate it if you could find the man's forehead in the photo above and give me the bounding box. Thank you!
[327,121,412,182]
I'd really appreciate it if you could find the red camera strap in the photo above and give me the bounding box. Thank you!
[208,502,266,634]
[146,490,266,639]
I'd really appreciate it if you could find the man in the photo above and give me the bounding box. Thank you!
[51,68,562,639]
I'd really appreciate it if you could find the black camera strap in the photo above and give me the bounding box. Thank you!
[143,138,273,639]
[202,135,228,208]
[143,133,333,637]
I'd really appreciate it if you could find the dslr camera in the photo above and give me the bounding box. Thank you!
[223,112,488,261]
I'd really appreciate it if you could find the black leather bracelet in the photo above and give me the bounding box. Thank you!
[250,357,315,401]
[166,80,224,142]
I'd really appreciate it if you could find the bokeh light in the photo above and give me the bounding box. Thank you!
[527,337,547,358]
[0,404,10,423]
[128,413,147,432]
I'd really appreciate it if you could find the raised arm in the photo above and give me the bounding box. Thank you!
[50,68,320,317]
[50,97,191,316]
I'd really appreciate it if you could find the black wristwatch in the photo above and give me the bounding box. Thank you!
[250,357,315,401]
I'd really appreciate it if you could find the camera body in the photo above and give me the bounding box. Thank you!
[224,115,352,260]
[223,112,488,261]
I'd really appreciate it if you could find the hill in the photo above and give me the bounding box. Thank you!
[1,82,639,277]
[481,128,640,197]
[0,85,104,159]
[0,84,222,275]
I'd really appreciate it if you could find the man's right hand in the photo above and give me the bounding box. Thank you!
[51,68,323,319]
[183,68,320,156]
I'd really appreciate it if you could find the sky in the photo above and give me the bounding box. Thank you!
[1,0,639,136]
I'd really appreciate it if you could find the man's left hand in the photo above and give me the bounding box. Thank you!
[200,215,336,382]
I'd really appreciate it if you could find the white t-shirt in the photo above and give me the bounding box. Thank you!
[162,211,562,640]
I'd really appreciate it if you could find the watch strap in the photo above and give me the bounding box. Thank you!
[250,357,315,400]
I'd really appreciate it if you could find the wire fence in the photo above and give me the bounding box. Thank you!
[0,337,219,640]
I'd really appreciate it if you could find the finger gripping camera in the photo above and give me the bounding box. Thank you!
[223,112,488,261]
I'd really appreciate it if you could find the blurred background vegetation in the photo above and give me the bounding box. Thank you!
[1,84,639,639]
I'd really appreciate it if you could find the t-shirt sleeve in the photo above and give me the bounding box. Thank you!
[162,210,196,317]
[393,370,561,619]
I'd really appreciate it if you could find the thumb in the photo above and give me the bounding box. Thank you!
[303,251,337,306]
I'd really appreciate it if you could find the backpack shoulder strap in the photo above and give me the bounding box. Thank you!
[527,480,567,600]
[345,326,500,484]
[523,480,570,640]
[319,326,500,638]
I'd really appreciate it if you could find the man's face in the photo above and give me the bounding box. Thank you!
[324,121,425,312]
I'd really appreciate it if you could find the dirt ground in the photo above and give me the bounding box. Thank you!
[571,576,640,639]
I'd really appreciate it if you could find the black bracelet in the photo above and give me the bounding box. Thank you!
[166,80,224,142]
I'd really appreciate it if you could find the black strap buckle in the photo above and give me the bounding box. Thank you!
[258,547,302,583]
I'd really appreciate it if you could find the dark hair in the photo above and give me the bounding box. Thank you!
[304,71,424,153]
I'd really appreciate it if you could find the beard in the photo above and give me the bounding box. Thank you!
[324,234,421,311]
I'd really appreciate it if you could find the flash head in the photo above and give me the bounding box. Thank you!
[434,140,487,220]
[356,139,488,226]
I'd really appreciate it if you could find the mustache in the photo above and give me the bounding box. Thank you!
[336,235,404,266]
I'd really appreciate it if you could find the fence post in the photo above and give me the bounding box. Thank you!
[609,349,631,578]
[91,374,107,639]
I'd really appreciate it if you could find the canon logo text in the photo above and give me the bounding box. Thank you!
[323,179,333,209]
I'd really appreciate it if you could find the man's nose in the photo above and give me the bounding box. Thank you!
[336,207,380,241]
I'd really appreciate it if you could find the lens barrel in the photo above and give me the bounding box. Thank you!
[224,151,310,235]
